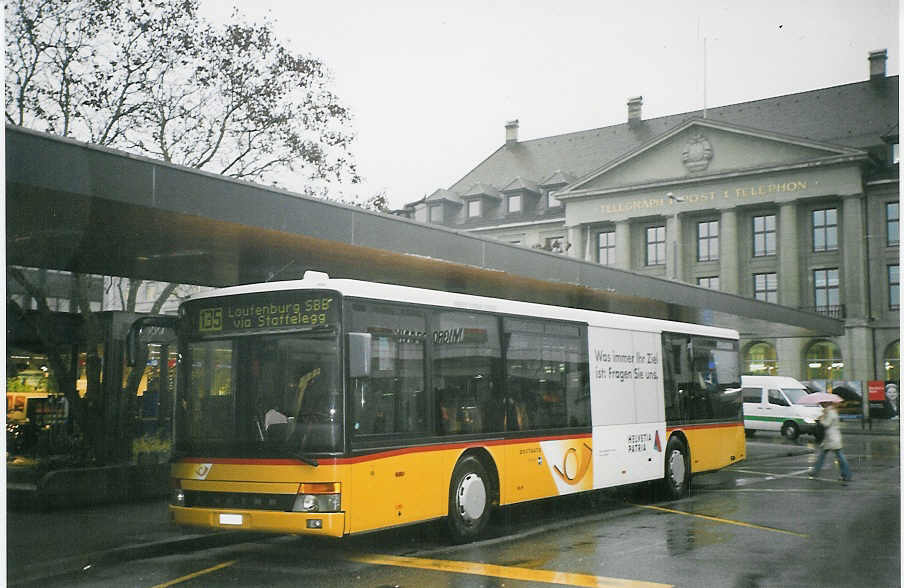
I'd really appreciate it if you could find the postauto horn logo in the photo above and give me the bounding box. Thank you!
[553,442,593,485]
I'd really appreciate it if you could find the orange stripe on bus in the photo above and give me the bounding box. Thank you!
[178,433,594,466]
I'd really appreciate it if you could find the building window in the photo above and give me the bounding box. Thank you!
[753,272,777,303]
[645,226,666,266]
[467,200,481,218]
[813,268,840,310]
[805,340,844,380]
[890,264,899,310]
[887,202,899,246]
[508,194,522,213]
[752,214,776,257]
[597,230,615,265]
[697,220,719,262]
[885,341,900,382]
[744,341,777,375]
[545,236,565,253]
[429,205,443,224]
[812,208,838,252]
[697,276,719,290]
[547,191,561,208]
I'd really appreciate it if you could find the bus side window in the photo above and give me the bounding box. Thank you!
[432,310,503,435]
[347,302,427,437]
[662,333,692,423]
[503,318,587,431]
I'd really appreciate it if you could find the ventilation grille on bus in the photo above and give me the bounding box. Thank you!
[184,490,295,511]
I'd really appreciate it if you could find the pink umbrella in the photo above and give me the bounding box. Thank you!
[799,392,843,405]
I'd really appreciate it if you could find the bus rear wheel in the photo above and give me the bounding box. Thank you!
[661,436,690,500]
[447,455,492,543]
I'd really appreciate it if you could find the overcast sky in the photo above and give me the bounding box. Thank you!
[200,0,899,210]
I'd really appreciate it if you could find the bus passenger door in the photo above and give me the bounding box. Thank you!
[345,303,439,532]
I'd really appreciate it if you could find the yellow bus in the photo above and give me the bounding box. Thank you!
[142,271,744,542]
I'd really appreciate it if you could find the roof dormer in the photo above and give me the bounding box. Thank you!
[462,183,502,220]
[425,188,462,225]
[540,170,576,209]
[501,177,540,216]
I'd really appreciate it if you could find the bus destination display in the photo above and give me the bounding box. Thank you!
[189,291,338,336]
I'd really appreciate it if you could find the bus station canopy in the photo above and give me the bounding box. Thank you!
[5,125,842,339]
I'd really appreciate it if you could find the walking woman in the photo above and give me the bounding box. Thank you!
[809,400,853,481]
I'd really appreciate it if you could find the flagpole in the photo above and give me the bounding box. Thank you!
[703,36,708,119]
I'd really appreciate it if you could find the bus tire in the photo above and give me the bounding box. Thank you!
[447,455,492,543]
[662,436,690,500]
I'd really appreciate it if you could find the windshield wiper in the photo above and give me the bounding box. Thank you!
[283,450,319,467]
[259,444,318,467]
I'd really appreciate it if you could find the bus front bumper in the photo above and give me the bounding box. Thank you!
[170,505,345,537]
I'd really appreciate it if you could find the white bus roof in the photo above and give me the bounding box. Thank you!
[189,271,738,340]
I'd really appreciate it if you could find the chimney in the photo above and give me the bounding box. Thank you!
[869,49,887,80]
[505,119,519,145]
[627,96,643,125]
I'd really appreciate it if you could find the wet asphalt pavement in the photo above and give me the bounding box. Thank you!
[7,427,900,587]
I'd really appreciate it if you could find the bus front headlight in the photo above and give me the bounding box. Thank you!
[292,482,340,513]
[170,479,185,507]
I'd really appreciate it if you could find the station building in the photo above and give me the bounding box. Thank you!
[404,50,900,390]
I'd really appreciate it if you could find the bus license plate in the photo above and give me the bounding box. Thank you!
[219,513,243,526]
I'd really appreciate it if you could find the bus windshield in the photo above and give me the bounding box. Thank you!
[177,331,342,457]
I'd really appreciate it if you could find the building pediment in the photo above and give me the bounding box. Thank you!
[557,119,868,198]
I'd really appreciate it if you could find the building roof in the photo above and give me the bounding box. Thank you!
[442,77,898,198]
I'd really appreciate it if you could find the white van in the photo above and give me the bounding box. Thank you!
[741,375,822,440]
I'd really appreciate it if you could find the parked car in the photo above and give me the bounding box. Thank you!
[741,375,822,440]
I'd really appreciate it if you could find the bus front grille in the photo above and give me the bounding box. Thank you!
[184,490,295,511]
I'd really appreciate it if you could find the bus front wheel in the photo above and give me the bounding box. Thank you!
[447,455,492,543]
[662,436,690,500]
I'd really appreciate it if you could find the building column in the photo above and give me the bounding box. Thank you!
[719,209,739,294]
[567,224,585,260]
[667,213,683,280]
[615,220,631,270]
[841,326,874,384]
[778,202,801,308]
[841,193,869,320]
[775,337,808,380]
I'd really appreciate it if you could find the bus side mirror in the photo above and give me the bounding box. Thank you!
[348,332,372,378]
